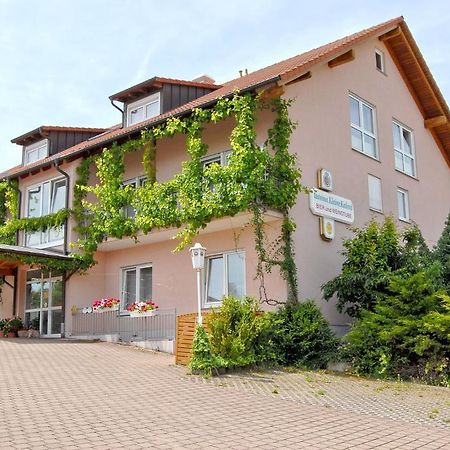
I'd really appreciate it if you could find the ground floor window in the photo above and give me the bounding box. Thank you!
[25,270,63,336]
[205,250,245,306]
[121,263,152,311]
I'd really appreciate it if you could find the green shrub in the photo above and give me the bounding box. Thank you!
[344,267,450,385]
[269,301,338,369]
[206,296,272,368]
[189,324,217,377]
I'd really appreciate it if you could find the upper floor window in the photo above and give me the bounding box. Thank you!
[26,178,67,247]
[375,49,385,73]
[393,121,416,177]
[126,93,160,126]
[24,140,48,165]
[201,150,231,169]
[349,94,378,159]
[123,176,147,218]
[201,150,231,192]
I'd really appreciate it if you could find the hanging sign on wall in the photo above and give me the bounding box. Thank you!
[309,188,354,224]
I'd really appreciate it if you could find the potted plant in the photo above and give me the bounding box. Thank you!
[0,318,8,338]
[7,317,23,337]
[0,318,20,338]
[92,297,120,313]
[127,300,159,317]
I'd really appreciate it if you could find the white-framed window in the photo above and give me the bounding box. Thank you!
[368,175,383,212]
[121,263,153,312]
[397,188,410,222]
[393,121,416,177]
[123,176,147,218]
[349,94,378,159]
[205,250,245,306]
[375,49,385,73]
[201,150,231,192]
[25,177,67,247]
[24,140,49,165]
[126,93,161,126]
[201,150,231,169]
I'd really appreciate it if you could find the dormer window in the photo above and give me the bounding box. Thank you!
[24,139,48,165]
[127,93,161,126]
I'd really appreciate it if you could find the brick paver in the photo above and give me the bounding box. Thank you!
[184,366,450,429]
[0,339,449,449]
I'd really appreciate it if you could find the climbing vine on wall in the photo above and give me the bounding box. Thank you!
[0,92,305,302]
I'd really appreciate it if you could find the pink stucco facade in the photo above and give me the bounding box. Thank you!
[1,22,449,341]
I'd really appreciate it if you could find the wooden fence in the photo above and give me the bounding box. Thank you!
[175,312,210,365]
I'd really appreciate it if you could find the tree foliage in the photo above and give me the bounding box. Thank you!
[322,217,402,317]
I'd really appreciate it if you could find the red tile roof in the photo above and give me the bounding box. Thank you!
[110,76,221,102]
[3,16,449,177]
[11,126,109,145]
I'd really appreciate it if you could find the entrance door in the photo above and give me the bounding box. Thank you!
[25,270,63,336]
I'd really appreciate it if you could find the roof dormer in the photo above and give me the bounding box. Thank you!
[11,126,107,166]
[109,76,221,127]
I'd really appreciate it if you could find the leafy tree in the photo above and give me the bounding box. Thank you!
[434,212,450,291]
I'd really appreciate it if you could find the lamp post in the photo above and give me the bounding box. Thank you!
[189,243,206,325]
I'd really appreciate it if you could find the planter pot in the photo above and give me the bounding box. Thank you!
[0,332,16,338]
[128,310,158,318]
[94,306,119,313]
[17,330,29,338]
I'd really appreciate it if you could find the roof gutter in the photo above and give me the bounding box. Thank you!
[2,76,281,180]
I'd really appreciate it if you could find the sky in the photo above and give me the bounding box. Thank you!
[0,0,449,172]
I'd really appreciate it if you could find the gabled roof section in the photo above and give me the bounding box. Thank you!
[2,16,449,179]
[11,126,108,146]
[110,76,221,103]
[379,22,450,166]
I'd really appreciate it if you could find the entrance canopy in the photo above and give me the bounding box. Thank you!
[0,244,73,276]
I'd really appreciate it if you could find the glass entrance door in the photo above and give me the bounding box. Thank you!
[25,270,63,336]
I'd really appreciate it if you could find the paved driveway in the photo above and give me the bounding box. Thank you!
[0,340,449,449]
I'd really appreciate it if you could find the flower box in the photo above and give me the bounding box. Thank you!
[128,310,158,318]
[93,306,119,313]
[92,297,120,313]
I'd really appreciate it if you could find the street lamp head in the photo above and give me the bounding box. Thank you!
[189,242,206,270]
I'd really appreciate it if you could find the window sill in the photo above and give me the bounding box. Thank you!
[394,168,418,181]
[369,208,383,214]
[398,217,411,224]
[351,147,380,163]
[376,68,387,77]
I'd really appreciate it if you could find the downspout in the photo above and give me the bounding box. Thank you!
[55,161,70,338]
[110,99,125,126]
[12,268,18,317]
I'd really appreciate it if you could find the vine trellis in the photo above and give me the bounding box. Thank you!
[0,93,306,304]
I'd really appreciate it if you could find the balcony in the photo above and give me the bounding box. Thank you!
[97,209,283,252]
